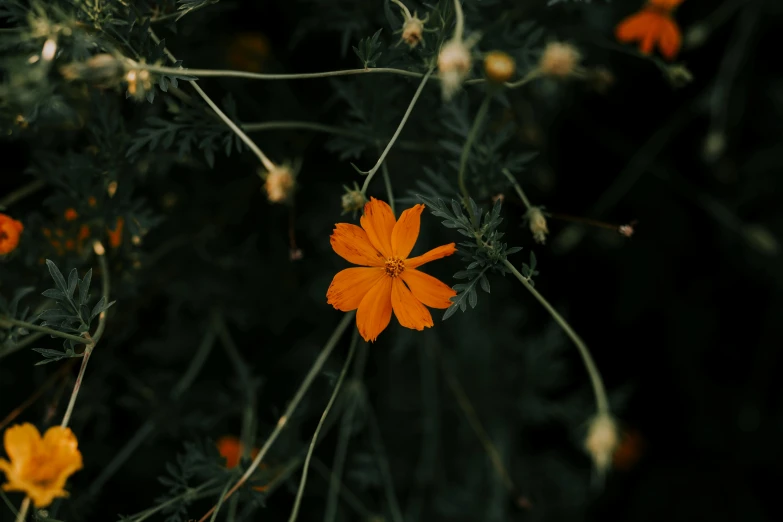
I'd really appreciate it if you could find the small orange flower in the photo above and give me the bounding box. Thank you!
[216,436,271,492]
[107,217,124,248]
[613,428,645,471]
[616,0,684,60]
[63,208,78,222]
[327,198,457,342]
[0,423,83,508]
[0,214,24,255]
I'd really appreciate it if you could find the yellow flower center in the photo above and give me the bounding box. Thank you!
[384,257,405,278]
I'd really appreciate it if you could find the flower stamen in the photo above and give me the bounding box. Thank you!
[384,257,405,278]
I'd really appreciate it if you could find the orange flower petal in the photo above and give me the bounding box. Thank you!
[405,243,457,269]
[217,436,242,469]
[2,424,40,463]
[401,269,456,309]
[327,267,386,312]
[657,16,682,59]
[615,11,657,44]
[330,223,385,267]
[360,198,396,258]
[391,278,433,331]
[356,275,393,342]
[391,204,423,259]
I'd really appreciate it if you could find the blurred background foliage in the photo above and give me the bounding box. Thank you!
[1,0,781,521]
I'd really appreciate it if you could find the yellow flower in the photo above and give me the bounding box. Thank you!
[0,423,83,508]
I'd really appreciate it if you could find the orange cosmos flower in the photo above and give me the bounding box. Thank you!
[327,198,457,342]
[616,0,684,60]
[107,217,124,248]
[216,436,272,491]
[0,214,24,255]
[0,423,83,508]
[63,208,78,222]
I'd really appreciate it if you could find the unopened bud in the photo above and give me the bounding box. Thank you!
[584,413,619,475]
[401,16,425,48]
[539,42,581,78]
[61,54,124,86]
[341,184,366,215]
[484,51,516,84]
[438,39,473,100]
[262,164,296,203]
[526,207,549,245]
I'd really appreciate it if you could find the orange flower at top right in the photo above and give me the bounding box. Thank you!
[615,0,684,60]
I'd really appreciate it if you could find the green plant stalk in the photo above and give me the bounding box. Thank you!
[360,67,434,195]
[502,259,610,414]
[458,93,493,216]
[288,331,358,522]
[60,244,110,429]
[147,30,278,173]
[13,497,29,522]
[0,179,46,209]
[197,311,356,522]
[324,341,368,522]
[0,317,89,346]
[381,154,396,215]
[0,490,17,517]
[365,395,405,522]
[128,480,224,522]
[140,64,432,82]
[209,479,235,522]
[501,168,532,210]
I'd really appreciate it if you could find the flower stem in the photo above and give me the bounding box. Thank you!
[147,30,277,172]
[502,259,610,414]
[197,312,355,522]
[458,93,493,217]
[381,160,396,216]
[0,318,89,346]
[365,396,405,522]
[391,0,413,19]
[453,0,465,41]
[288,331,358,522]
[60,242,110,429]
[139,63,429,82]
[360,68,434,195]
[14,497,29,522]
[501,168,532,209]
[0,179,46,209]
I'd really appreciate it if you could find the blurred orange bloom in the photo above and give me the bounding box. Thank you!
[0,423,83,508]
[64,208,78,222]
[327,198,457,342]
[216,436,271,492]
[107,217,124,248]
[227,32,270,73]
[0,214,24,255]
[613,428,646,471]
[616,0,684,60]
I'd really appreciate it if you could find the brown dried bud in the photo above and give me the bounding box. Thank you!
[526,207,549,245]
[263,165,296,203]
[585,413,620,475]
[438,39,473,100]
[539,42,581,78]
[484,51,516,84]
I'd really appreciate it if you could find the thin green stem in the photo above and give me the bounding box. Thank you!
[360,68,434,195]
[197,312,356,522]
[14,497,29,522]
[503,259,609,414]
[288,331,358,522]
[453,0,465,41]
[60,244,110,429]
[381,160,396,215]
[139,63,428,82]
[209,479,235,522]
[325,342,368,522]
[147,30,277,172]
[365,397,404,522]
[505,68,543,89]
[128,481,223,522]
[0,318,88,346]
[458,93,493,216]
[0,179,46,209]
[502,168,532,209]
[391,0,413,19]
[1,490,18,517]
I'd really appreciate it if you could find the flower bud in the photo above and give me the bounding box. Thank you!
[539,42,581,78]
[584,413,620,474]
[60,54,123,87]
[401,16,425,48]
[438,39,473,100]
[262,165,296,203]
[484,51,516,84]
[341,184,366,216]
[526,207,549,245]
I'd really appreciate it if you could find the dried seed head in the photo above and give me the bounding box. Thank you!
[584,413,620,475]
[539,42,581,78]
[484,51,516,84]
[401,16,425,48]
[263,165,296,203]
[526,207,549,245]
[438,39,473,100]
[341,185,366,215]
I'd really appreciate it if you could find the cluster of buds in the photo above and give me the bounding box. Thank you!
[341,183,366,216]
[525,206,549,245]
[125,66,153,102]
[392,0,429,49]
[261,163,296,204]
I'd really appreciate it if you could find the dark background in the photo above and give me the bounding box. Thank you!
[1,0,782,521]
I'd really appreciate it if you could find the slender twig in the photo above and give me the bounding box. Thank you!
[139,63,428,82]
[14,497,29,522]
[325,342,368,522]
[147,30,277,172]
[434,342,516,492]
[359,68,434,194]
[86,325,217,497]
[365,396,405,522]
[0,179,46,209]
[209,479,235,522]
[381,160,396,216]
[312,459,374,519]
[0,332,45,360]
[0,490,18,517]
[0,362,71,430]
[288,331,358,522]
[503,259,609,414]
[501,168,532,209]
[458,93,493,215]
[60,242,110,429]
[453,0,465,41]
[0,318,88,347]
[197,312,355,522]
[124,480,223,522]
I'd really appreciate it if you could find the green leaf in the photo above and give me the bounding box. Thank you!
[46,260,68,294]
